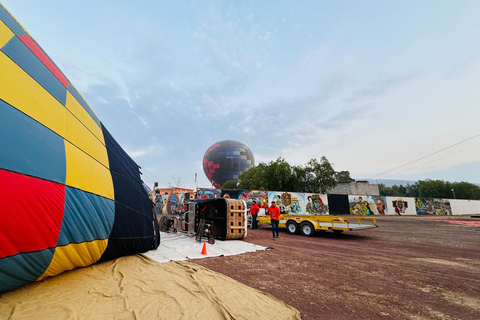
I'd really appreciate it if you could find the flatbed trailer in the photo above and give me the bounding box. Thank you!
[258,214,378,236]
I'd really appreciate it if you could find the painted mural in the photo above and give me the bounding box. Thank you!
[165,194,180,215]
[348,195,377,216]
[385,197,416,215]
[197,188,221,199]
[415,197,435,215]
[305,193,329,215]
[372,196,388,215]
[267,191,306,215]
[221,190,268,209]
[154,194,163,214]
[414,197,452,215]
[168,188,479,216]
[434,198,452,215]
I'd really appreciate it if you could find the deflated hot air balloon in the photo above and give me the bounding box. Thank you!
[0,4,159,293]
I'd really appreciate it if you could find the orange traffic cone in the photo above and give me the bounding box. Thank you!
[201,241,207,255]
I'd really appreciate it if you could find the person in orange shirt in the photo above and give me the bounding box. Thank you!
[249,201,260,229]
[268,201,281,239]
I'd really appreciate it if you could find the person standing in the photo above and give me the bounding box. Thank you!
[268,201,281,240]
[395,205,401,216]
[250,201,260,229]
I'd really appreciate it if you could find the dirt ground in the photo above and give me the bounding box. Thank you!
[193,216,480,320]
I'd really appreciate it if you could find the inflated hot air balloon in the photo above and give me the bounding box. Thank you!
[202,140,255,188]
[0,4,159,293]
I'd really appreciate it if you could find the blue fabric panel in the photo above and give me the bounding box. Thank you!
[1,36,67,105]
[57,187,115,246]
[0,248,54,293]
[67,84,101,127]
[0,5,27,36]
[0,99,66,184]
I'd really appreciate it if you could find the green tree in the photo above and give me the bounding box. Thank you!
[290,165,307,192]
[449,181,480,199]
[238,163,267,190]
[238,156,338,193]
[303,157,337,193]
[221,180,238,189]
[391,184,407,196]
[263,157,293,191]
[376,180,480,199]
[334,171,354,183]
[419,180,445,198]
[378,183,393,196]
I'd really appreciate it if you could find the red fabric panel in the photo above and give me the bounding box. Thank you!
[17,35,69,88]
[0,169,65,258]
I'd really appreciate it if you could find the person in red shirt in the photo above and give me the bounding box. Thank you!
[268,201,281,239]
[249,201,260,229]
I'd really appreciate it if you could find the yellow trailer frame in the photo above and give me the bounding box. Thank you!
[258,214,378,236]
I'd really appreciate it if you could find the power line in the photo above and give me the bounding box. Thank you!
[393,141,480,176]
[369,132,480,179]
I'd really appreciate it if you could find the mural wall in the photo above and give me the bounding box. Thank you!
[348,195,375,215]
[305,193,329,215]
[176,188,480,216]
[386,197,416,215]
[221,189,268,208]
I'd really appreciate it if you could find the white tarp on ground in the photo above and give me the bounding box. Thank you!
[144,232,269,263]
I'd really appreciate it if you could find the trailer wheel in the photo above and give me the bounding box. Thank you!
[286,221,299,234]
[300,222,315,237]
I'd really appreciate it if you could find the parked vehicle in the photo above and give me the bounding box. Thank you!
[259,214,378,236]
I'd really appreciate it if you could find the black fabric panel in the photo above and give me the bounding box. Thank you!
[101,124,142,184]
[98,123,157,263]
[110,170,146,214]
[98,202,155,262]
[327,194,350,215]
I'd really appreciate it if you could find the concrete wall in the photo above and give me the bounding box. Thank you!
[328,181,379,196]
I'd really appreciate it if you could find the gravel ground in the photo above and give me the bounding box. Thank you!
[193,216,480,320]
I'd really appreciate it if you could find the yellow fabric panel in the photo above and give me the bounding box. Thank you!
[37,239,108,280]
[65,91,105,145]
[0,20,14,48]
[65,141,114,200]
[0,53,65,136]
[64,99,109,168]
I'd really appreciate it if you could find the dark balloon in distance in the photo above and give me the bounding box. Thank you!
[202,140,255,188]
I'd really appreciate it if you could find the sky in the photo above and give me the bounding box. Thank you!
[3,0,480,189]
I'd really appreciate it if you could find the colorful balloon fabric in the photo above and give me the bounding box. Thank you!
[0,4,159,292]
[202,140,255,188]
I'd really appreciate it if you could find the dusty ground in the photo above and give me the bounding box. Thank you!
[193,216,480,320]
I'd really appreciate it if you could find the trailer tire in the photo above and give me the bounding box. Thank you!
[300,222,315,237]
[286,221,299,234]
